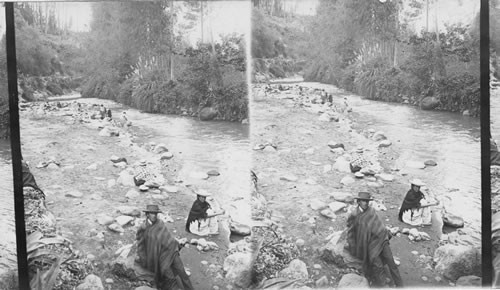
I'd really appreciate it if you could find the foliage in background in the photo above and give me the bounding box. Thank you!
[303,0,480,116]
[83,2,247,121]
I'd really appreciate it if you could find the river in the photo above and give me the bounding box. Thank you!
[0,139,17,276]
[276,81,482,244]
[73,97,251,214]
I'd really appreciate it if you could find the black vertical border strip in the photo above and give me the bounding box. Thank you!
[5,2,29,290]
[481,0,491,286]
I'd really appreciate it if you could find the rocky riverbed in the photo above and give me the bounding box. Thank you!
[17,100,255,290]
[250,83,482,288]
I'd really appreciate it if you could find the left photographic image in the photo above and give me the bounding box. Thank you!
[14,1,251,289]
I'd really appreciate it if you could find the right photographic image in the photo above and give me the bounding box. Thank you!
[251,0,481,288]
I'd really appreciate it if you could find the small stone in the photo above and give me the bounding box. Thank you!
[315,275,328,287]
[323,164,332,173]
[97,214,115,225]
[105,278,113,284]
[66,190,83,198]
[107,179,116,188]
[411,251,418,255]
[379,140,392,147]
[303,148,315,155]
[435,276,442,282]
[201,260,208,266]
[90,194,103,200]
[161,185,179,193]
[263,146,277,153]
[313,264,322,270]
[327,142,344,149]
[422,276,428,282]
[280,174,298,182]
[354,172,364,178]
[87,254,95,261]
[152,194,167,200]
[340,175,355,185]
[108,223,124,233]
[304,178,318,185]
[296,239,305,247]
[320,208,337,219]
[207,170,220,176]
[310,199,328,210]
[115,215,134,226]
[424,160,437,166]
[402,228,410,234]
[160,152,174,160]
[377,173,394,182]
[139,185,149,191]
[117,206,141,217]
[328,201,347,213]
[86,163,98,170]
[125,190,140,199]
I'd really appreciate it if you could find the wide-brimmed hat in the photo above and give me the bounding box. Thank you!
[354,191,374,201]
[355,146,364,153]
[410,179,426,187]
[143,204,162,213]
[195,189,212,197]
[139,159,147,166]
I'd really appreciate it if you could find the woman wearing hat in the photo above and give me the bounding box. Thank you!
[185,190,225,236]
[398,179,436,226]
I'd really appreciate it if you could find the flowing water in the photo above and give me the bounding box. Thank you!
[0,140,17,275]
[294,82,482,244]
[75,98,251,211]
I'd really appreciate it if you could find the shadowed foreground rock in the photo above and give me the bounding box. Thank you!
[433,245,481,281]
[337,273,369,288]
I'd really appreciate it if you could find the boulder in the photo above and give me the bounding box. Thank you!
[125,190,140,199]
[320,208,336,219]
[47,163,60,170]
[433,245,481,281]
[263,146,277,153]
[323,165,332,173]
[354,172,364,178]
[278,259,308,280]
[139,185,149,191]
[115,216,134,226]
[153,143,168,154]
[333,157,351,173]
[455,275,481,287]
[337,273,369,289]
[223,252,253,288]
[372,131,387,141]
[230,221,251,236]
[107,179,116,188]
[378,140,392,148]
[112,254,154,283]
[443,212,464,228]
[199,107,218,121]
[117,206,141,217]
[329,192,354,203]
[330,147,345,154]
[360,168,376,176]
[319,113,334,122]
[421,96,440,110]
[424,160,437,166]
[310,199,328,211]
[340,176,355,185]
[113,162,127,169]
[160,152,174,160]
[328,201,347,213]
[97,214,115,226]
[327,142,344,150]
[367,181,384,188]
[117,169,136,187]
[76,274,104,290]
[108,223,125,233]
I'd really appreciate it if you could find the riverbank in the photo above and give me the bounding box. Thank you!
[18,99,251,289]
[250,82,481,288]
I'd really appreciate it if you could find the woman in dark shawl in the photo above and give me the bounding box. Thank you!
[185,190,224,236]
[398,179,436,226]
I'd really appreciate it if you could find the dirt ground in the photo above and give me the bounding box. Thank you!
[20,102,234,290]
[250,83,453,288]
